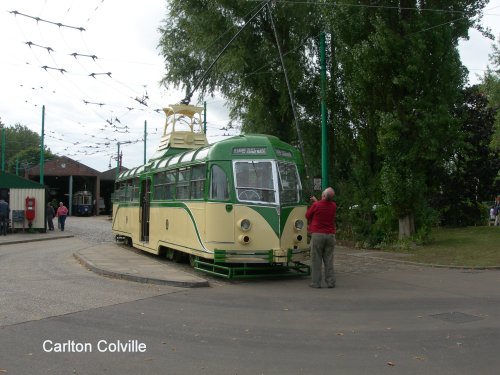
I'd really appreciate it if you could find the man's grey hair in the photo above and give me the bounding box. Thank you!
[323,187,335,201]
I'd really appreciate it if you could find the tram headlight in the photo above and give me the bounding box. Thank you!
[294,219,304,231]
[238,219,251,232]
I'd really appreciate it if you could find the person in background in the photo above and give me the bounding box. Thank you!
[0,199,10,236]
[305,187,337,288]
[494,196,500,227]
[46,202,55,231]
[56,202,68,231]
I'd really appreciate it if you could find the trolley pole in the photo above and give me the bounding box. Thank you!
[320,33,328,190]
[40,105,45,185]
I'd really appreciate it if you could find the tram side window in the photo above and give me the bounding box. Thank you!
[190,164,206,199]
[277,161,301,204]
[210,165,229,201]
[176,168,190,199]
[124,182,132,201]
[165,171,176,199]
[154,171,176,200]
[118,182,128,201]
[132,178,140,201]
[154,171,167,200]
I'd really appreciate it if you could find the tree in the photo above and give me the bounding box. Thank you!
[432,86,498,226]
[158,1,323,149]
[482,36,500,183]
[158,0,489,241]
[0,123,53,174]
[324,0,488,238]
[7,148,55,176]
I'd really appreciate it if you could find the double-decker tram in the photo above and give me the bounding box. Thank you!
[112,104,310,278]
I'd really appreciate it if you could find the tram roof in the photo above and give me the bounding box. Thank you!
[116,134,301,181]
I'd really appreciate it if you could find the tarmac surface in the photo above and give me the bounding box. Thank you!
[0,228,209,288]
[2,218,500,374]
[0,222,493,287]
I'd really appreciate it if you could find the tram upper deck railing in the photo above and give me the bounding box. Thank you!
[155,104,208,153]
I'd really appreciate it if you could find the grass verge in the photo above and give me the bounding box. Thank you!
[386,226,500,267]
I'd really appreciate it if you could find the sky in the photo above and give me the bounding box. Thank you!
[0,0,499,173]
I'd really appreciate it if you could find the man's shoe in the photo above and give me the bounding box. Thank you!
[309,284,321,288]
[327,284,336,288]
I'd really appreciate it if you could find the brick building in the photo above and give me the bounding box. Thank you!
[25,156,101,216]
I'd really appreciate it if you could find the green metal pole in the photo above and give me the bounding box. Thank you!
[1,128,5,172]
[16,159,19,176]
[320,32,328,190]
[116,142,121,180]
[40,105,45,185]
[203,101,207,134]
[144,120,147,164]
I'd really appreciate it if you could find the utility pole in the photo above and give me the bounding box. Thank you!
[144,120,147,165]
[320,33,329,190]
[116,141,132,180]
[40,105,45,185]
[204,101,207,134]
[1,127,5,173]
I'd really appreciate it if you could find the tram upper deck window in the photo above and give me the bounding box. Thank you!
[277,161,302,204]
[234,161,276,204]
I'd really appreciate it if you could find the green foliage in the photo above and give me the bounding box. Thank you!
[1,123,48,173]
[432,85,499,226]
[7,147,54,175]
[158,1,492,245]
[483,39,500,152]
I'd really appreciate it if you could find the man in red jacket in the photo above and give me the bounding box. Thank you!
[305,187,337,288]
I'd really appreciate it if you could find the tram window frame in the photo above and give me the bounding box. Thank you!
[132,178,140,201]
[190,164,206,200]
[277,161,302,204]
[165,170,176,199]
[153,171,167,200]
[153,170,176,200]
[119,182,128,202]
[233,160,277,204]
[82,194,92,205]
[176,168,190,199]
[209,164,229,201]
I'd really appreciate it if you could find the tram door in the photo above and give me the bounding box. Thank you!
[140,177,151,242]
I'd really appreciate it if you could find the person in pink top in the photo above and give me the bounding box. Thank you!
[305,187,337,288]
[56,202,69,231]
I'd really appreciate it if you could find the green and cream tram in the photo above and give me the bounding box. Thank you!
[112,104,309,278]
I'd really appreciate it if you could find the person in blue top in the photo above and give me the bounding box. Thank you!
[0,199,10,236]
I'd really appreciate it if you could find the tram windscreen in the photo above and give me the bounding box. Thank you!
[277,161,302,204]
[234,161,276,203]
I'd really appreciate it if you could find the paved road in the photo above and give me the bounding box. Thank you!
[0,216,499,374]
